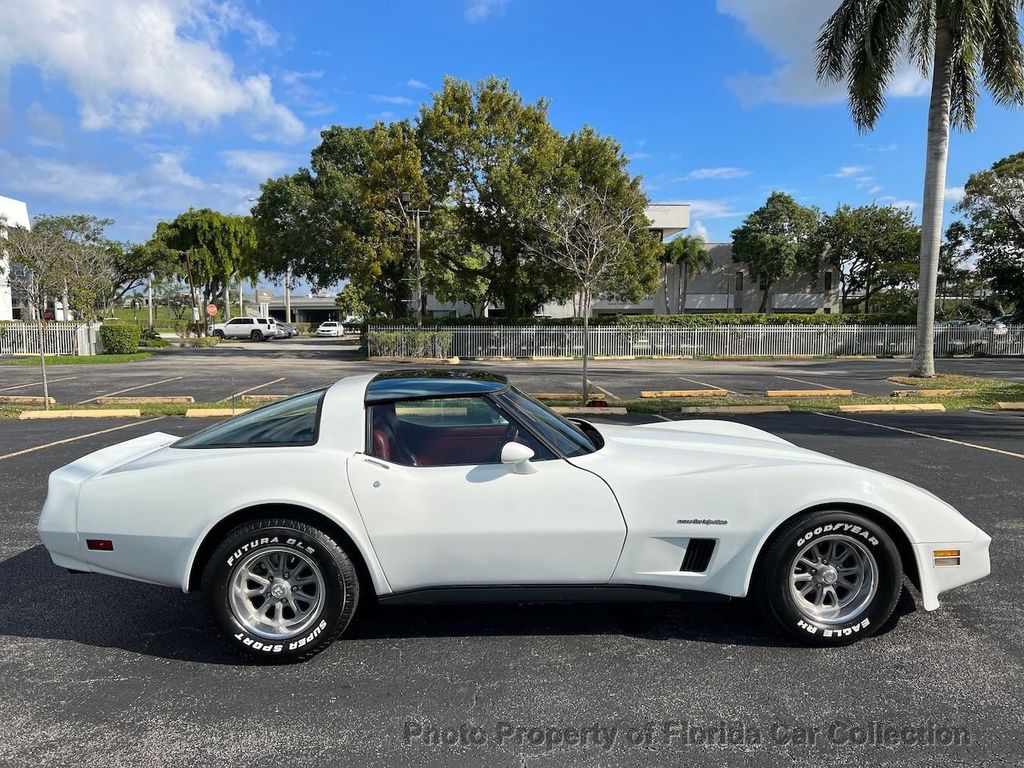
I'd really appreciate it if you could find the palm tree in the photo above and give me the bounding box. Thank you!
[816,1,1024,376]
[661,235,711,313]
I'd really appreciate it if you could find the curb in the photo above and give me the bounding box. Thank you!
[640,389,727,398]
[679,405,791,414]
[96,395,195,404]
[765,389,852,398]
[838,404,946,413]
[553,406,628,415]
[185,408,251,418]
[891,389,970,398]
[241,394,289,403]
[996,402,1024,410]
[532,393,582,400]
[19,408,141,419]
[369,356,460,365]
[0,395,56,405]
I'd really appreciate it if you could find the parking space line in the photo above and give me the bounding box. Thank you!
[679,375,740,395]
[76,377,184,404]
[227,377,286,400]
[815,412,1024,460]
[777,374,868,397]
[0,376,78,392]
[587,381,620,400]
[0,417,165,462]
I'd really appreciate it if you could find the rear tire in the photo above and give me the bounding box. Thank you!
[250,330,263,342]
[202,518,360,662]
[754,510,902,646]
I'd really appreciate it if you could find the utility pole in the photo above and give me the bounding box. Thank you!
[147,272,154,327]
[284,265,292,324]
[399,192,428,327]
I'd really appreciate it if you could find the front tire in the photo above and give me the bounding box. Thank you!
[754,510,902,646]
[213,329,224,339]
[202,519,360,662]
[250,329,263,342]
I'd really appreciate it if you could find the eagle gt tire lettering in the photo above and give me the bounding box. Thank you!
[755,510,902,646]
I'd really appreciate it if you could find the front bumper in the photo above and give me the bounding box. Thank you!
[915,529,992,611]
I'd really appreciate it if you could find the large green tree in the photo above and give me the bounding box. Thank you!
[418,76,571,318]
[731,192,820,313]
[253,123,422,318]
[817,204,920,312]
[147,209,256,333]
[816,0,1024,375]
[954,151,1024,311]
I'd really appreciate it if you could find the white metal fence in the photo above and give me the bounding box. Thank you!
[367,324,1024,359]
[0,321,101,356]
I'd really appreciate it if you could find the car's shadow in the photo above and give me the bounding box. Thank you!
[0,546,917,664]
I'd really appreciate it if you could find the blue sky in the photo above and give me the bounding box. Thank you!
[1,0,1021,249]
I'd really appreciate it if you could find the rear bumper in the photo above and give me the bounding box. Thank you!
[916,529,991,611]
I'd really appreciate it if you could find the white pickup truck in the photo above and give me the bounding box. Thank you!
[209,316,279,341]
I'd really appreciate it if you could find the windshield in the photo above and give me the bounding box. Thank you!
[498,387,598,458]
[174,388,326,448]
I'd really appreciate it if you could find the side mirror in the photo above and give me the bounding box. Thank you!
[500,441,537,474]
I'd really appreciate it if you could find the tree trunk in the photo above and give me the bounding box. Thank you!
[662,264,669,314]
[759,287,769,313]
[912,17,954,377]
[581,291,590,404]
[37,318,50,411]
[680,268,689,315]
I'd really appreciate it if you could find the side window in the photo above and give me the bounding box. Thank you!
[368,397,551,467]
[226,319,240,326]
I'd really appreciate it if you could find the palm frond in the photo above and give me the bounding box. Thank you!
[907,0,936,75]
[947,0,989,129]
[816,0,869,83]
[847,0,915,129]
[981,0,1024,107]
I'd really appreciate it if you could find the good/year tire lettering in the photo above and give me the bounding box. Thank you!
[796,522,879,548]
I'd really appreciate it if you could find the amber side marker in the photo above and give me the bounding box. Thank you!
[933,549,961,567]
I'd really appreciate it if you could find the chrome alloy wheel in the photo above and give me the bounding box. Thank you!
[788,535,878,625]
[228,547,327,640]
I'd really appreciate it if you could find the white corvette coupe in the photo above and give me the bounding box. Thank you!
[38,370,991,661]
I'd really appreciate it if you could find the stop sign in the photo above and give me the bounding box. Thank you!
[206,303,218,317]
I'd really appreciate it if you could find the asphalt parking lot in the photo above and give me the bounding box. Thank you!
[0,402,1022,767]
[4,340,1024,404]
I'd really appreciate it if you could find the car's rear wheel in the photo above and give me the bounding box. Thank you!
[202,518,360,662]
[754,510,902,645]
[250,329,263,342]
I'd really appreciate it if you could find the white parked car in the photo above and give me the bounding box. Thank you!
[314,321,344,337]
[210,316,278,341]
[37,371,990,662]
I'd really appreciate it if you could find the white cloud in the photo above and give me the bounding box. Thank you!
[715,0,928,107]
[465,0,507,22]
[406,79,430,90]
[0,149,252,214]
[686,167,751,181]
[945,185,966,205]
[663,199,745,220]
[371,94,415,105]
[881,197,920,211]
[691,220,710,240]
[831,165,870,178]
[628,151,651,161]
[221,149,296,179]
[0,0,305,142]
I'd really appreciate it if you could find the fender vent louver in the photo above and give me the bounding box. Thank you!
[680,539,715,573]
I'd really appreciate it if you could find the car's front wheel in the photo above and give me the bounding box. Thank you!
[213,329,224,339]
[754,510,902,645]
[202,518,360,662]
[250,329,263,342]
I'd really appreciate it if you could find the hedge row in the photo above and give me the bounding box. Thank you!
[99,323,142,354]
[367,330,453,357]
[368,312,915,328]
